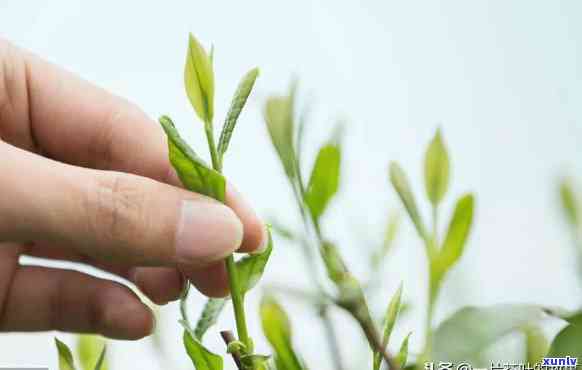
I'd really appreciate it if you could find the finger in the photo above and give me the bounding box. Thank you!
[0,266,153,340]
[182,261,230,298]
[0,142,243,268]
[0,40,266,254]
[129,267,183,305]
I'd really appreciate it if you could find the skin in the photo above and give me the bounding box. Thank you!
[0,39,266,340]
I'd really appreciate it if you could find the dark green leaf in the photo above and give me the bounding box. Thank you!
[264,93,296,180]
[238,229,274,295]
[194,298,227,340]
[55,338,76,370]
[389,162,428,241]
[304,143,341,222]
[159,116,225,202]
[240,354,271,368]
[432,305,549,365]
[183,329,223,370]
[184,33,214,124]
[77,335,107,370]
[217,68,260,159]
[260,295,305,370]
[424,129,450,206]
[547,312,582,359]
[560,178,579,226]
[373,284,403,370]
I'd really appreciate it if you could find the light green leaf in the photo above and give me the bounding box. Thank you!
[264,92,297,180]
[240,354,271,368]
[184,33,214,124]
[396,332,412,368]
[547,312,582,359]
[373,284,403,370]
[237,229,274,295]
[55,338,76,370]
[524,326,549,365]
[560,178,579,226]
[431,304,549,366]
[194,298,227,340]
[424,129,450,205]
[160,116,225,202]
[431,194,474,283]
[321,241,349,285]
[92,347,107,370]
[77,335,107,370]
[389,162,428,241]
[183,329,223,370]
[304,143,341,222]
[217,68,260,159]
[372,211,400,268]
[260,295,305,370]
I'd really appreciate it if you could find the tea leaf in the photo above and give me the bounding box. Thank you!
[389,162,428,241]
[560,179,579,226]
[184,33,214,124]
[424,129,450,206]
[547,312,582,359]
[238,229,274,295]
[55,338,76,370]
[160,116,225,202]
[194,298,227,340]
[372,211,400,268]
[321,241,349,284]
[92,347,106,370]
[77,335,107,370]
[304,143,341,222]
[217,67,260,159]
[183,329,223,370]
[431,304,549,366]
[240,354,271,368]
[260,295,305,370]
[524,326,549,365]
[396,332,412,368]
[373,284,403,370]
[264,93,297,180]
[432,194,474,282]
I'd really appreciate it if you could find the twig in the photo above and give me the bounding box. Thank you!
[220,330,242,370]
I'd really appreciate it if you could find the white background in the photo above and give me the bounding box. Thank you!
[1,1,582,368]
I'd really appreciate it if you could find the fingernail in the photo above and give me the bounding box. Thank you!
[251,224,270,254]
[176,200,243,266]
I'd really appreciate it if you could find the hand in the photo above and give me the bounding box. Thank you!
[0,40,266,339]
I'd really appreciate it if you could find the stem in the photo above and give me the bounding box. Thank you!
[203,120,251,351]
[319,306,346,370]
[221,330,243,370]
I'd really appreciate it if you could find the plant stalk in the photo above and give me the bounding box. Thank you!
[204,120,251,351]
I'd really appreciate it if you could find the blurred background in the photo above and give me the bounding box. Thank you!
[1,1,582,368]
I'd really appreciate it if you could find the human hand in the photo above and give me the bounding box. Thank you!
[0,40,266,340]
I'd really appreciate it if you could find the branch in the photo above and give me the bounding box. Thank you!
[220,330,242,370]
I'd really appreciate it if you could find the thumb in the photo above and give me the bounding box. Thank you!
[0,142,243,267]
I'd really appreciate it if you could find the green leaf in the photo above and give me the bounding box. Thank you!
[304,143,341,222]
[260,295,305,370]
[431,304,549,366]
[55,338,76,370]
[240,354,271,368]
[184,33,215,124]
[424,129,450,206]
[372,211,400,268]
[77,335,107,370]
[373,284,403,370]
[183,329,223,370]
[264,92,297,180]
[237,229,274,295]
[321,241,349,285]
[547,312,582,359]
[217,67,260,159]
[431,194,475,283]
[389,162,428,241]
[396,332,412,368]
[194,298,227,340]
[524,326,549,365]
[160,116,226,202]
[92,347,107,370]
[560,178,579,226]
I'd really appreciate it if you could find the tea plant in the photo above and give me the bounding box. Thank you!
[52,34,582,370]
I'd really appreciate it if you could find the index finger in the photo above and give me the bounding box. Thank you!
[0,39,265,253]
